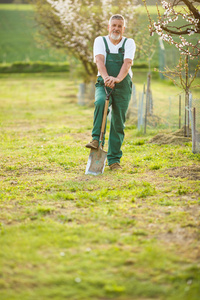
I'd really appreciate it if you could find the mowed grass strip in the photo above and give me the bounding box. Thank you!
[0,73,200,300]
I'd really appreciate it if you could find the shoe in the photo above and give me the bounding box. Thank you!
[85,140,99,149]
[109,163,122,170]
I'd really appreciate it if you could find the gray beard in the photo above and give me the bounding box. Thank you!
[111,33,121,40]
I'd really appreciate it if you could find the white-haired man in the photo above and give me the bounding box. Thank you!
[86,14,136,170]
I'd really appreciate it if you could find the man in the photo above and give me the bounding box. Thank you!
[86,14,136,170]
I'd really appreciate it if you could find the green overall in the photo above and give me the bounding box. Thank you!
[92,37,132,166]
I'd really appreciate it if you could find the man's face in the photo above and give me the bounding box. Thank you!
[108,19,125,41]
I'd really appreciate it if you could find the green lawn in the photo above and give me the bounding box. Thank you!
[0,73,200,299]
[0,4,67,63]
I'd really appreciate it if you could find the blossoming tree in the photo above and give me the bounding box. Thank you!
[34,0,144,79]
[142,0,200,57]
[143,0,200,136]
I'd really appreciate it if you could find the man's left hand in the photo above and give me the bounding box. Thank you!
[104,76,120,89]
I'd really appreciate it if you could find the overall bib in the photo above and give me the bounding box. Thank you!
[92,37,132,166]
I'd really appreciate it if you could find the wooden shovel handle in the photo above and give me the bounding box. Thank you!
[99,98,109,143]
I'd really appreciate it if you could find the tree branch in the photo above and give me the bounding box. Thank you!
[161,25,200,35]
[182,0,200,20]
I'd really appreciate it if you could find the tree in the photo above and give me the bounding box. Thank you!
[33,0,153,80]
[142,1,200,136]
[142,0,200,57]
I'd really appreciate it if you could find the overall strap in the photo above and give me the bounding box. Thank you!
[122,38,127,50]
[103,37,110,54]
[118,38,127,54]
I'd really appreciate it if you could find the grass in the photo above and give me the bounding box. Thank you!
[0,72,200,299]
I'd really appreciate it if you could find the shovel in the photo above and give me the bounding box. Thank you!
[85,87,113,175]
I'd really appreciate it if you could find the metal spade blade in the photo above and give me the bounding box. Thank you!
[85,147,107,175]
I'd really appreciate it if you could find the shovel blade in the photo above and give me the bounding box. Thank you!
[85,148,107,175]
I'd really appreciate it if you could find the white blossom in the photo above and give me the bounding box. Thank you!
[149,0,200,57]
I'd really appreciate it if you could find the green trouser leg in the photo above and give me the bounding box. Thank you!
[92,84,131,165]
[92,74,132,165]
[107,89,131,166]
[92,85,111,146]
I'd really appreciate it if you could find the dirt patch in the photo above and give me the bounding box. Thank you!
[70,132,91,141]
[163,165,200,180]
[148,126,192,145]
[127,111,166,127]
[0,166,61,180]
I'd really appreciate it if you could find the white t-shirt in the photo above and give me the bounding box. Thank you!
[93,35,136,78]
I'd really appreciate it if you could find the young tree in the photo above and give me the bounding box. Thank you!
[33,0,153,79]
[142,0,200,57]
[142,1,200,135]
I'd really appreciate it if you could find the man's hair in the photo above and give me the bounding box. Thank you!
[109,14,125,27]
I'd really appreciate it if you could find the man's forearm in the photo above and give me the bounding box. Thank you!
[104,59,132,88]
[96,59,109,80]
[116,59,132,82]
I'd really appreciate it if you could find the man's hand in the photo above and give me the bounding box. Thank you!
[104,59,132,88]
[104,76,120,89]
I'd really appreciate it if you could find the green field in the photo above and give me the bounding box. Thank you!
[0,4,177,66]
[0,4,67,63]
[0,4,158,65]
[0,72,200,299]
[1,3,199,76]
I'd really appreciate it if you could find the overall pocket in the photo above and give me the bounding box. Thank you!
[95,76,104,87]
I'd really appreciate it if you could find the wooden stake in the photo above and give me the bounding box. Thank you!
[179,95,181,129]
[192,107,196,153]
